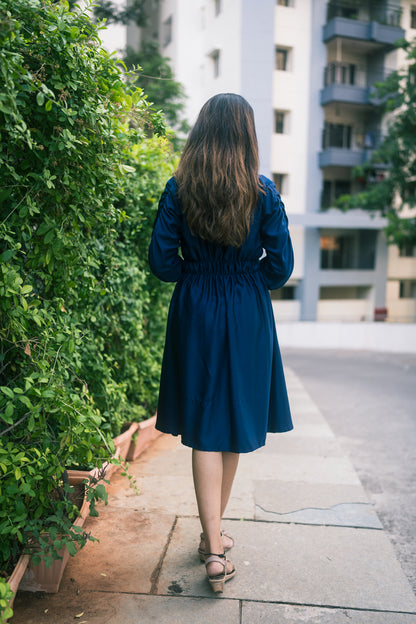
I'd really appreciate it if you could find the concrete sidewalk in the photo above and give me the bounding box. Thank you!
[12,369,416,623]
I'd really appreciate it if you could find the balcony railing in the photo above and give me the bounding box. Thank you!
[320,126,385,168]
[326,1,402,27]
[323,1,405,46]
[324,64,395,88]
[322,126,383,150]
[321,63,396,105]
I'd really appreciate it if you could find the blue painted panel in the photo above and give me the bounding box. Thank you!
[320,84,370,106]
[323,17,404,46]
[319,148,363,168]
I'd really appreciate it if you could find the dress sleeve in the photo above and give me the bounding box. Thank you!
[148,179,183,282]
[259,179,294,290]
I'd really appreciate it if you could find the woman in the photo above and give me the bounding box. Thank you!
[148,93,294,593]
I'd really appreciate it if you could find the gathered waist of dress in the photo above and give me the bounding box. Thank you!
[182,260,260,275]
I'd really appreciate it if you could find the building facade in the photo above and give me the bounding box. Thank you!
[102,0,416,322]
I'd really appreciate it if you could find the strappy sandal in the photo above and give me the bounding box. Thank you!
[198,530,234,562]
[205,553,236,593]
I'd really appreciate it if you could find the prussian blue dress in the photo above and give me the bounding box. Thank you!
[148,175,294,453]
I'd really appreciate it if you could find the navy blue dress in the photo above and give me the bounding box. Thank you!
[148,175,294,453]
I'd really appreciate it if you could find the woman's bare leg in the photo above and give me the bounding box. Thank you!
[192,449,239,576]
[221,451,239,517]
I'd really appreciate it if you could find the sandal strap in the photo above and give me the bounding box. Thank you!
[205,553,226,566]
[205,553,227,579]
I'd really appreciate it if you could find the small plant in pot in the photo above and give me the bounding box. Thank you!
[0,365,114,600]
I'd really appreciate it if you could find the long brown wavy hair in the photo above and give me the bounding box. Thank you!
[175,93,263,247]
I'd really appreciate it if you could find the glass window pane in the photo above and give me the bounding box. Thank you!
[275,48,288,71]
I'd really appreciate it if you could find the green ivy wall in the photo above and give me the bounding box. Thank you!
[0,0,175,610]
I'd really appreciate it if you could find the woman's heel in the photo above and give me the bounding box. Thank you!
[198,530,234,562]
[205,553,236,593]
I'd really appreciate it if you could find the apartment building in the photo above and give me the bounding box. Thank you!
[102,0,416,322]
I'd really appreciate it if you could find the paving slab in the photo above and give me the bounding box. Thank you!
[130,436,191,478]
[65,508,175,594]
[290,396,326,416]
[254,480,383,528]
[286,422,336,438]
[241,603,416,623]
[13,592,240,624]
[157,517,416,612]
[257,432,345,456]
[238,451,361,485]
[108,473,198,514]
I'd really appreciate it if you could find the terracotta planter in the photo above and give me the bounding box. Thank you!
[65,468,100,522]
[18,473,88,594]
[126,414,161,461]
[113,422,140,461]
[6,553,30,610]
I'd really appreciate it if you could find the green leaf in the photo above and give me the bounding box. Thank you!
[2,402,14,424]
[18,395,32,409]
[45,100,53,112]
[0,386,14,399]
[36,92,45,106]
[66,541,77,556]
[0,249,15,262]
[44,229,55,244]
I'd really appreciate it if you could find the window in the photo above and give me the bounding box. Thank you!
[411,6,416,29]
[339,6,357,19]
[327,2,359,21]
[399,281,416,298]
[322,180,332,209]
[399,244,416,258]
[214,0,221,16]
[273,173,287,194]
[322,123,352,149]
[274,110,287,134]
[209,49,220,78]
[334,180,351,199]
[277,0,291,6]
[321,179,352,209]
[162,15,173,47]
[271,285,296,300]
[320,230,377,270]
[324,62,356,86]
[275,47,289,71]
[320,286,371,300]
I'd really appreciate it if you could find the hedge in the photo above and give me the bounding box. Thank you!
[0,0,175,613]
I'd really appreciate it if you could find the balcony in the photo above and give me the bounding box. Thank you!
[323,1,404,47]
[319,123,383,168]
[321,63,396,106]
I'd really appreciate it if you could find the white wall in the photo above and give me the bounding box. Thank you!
[161,0,242,127]
[273,2,312,218]
[276,320,416,353]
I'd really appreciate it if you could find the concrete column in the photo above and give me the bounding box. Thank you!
[300,227,321,321]
[241,0,275,178]
[374,230,388,308]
